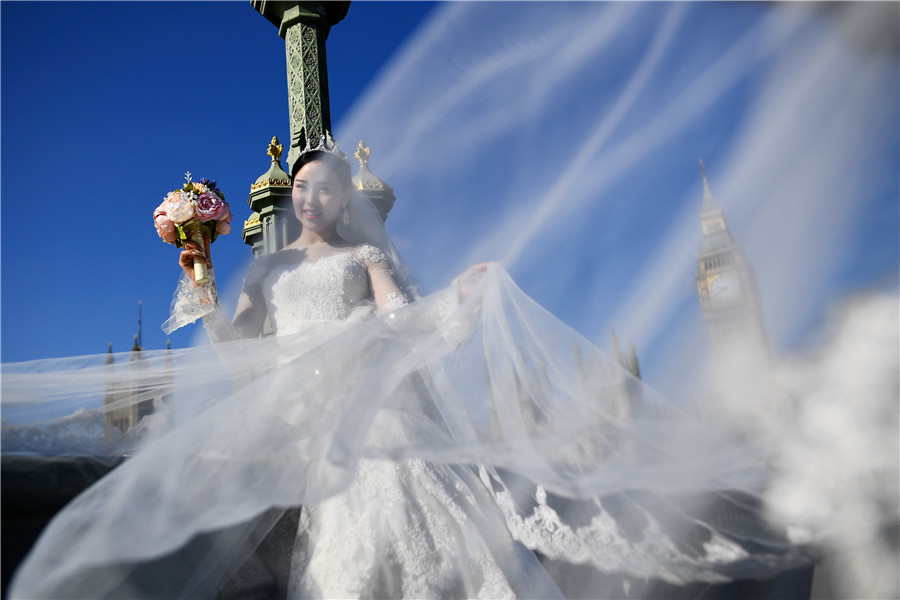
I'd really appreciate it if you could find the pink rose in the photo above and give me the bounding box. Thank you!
[195,192,227,222]
[154,213,177,244]
[216,203,233,235]
[164,191,196,223]
[153,204,178,243]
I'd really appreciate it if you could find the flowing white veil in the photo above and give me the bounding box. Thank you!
[4,262,816,599]
[3,2,898,599]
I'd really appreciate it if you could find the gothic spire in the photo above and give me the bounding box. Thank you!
[610,327,624,366]
[699,159,722,215]
[627,341,642,380]
[698,160,732,242]
[136,301,143,351]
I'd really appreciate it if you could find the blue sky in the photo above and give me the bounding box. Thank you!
[1,1,435,359]
[2,2,897,400]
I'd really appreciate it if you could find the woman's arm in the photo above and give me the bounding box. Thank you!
[188,284,265,343]
[229,284,268,339]
[171,239,267,341]
[355,245,409,313]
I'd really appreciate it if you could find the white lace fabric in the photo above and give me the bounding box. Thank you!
[5,263,813,599]
[166,243,409,341]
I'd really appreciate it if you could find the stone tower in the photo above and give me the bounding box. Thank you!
[694,162,768,356]
[103,303,173,434]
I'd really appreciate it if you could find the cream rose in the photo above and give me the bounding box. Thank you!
[164,191,196,223]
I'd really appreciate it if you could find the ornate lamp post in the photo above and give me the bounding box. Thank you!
[244,1,351,257]
[251,1,351,169]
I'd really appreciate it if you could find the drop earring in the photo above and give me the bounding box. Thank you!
[342,206,350,226]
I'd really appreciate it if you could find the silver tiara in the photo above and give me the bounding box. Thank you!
[298,131,348,161]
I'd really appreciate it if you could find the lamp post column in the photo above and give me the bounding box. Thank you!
[251,1,350,170]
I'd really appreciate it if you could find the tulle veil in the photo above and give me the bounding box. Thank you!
[4,2,898,598]
[4,233,814,598]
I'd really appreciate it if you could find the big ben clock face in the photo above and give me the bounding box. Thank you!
[708,273,740,305]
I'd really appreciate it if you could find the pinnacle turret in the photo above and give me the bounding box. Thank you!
[610,327,623,365]
[352,140,395,223]
[626,342,642,380]
[699,159,722,216]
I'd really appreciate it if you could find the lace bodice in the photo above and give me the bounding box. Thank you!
[261,252,372,336]
[239,244,409,338]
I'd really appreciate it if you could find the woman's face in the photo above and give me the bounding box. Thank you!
[292,160,348,235]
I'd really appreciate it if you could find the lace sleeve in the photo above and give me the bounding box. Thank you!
[162,271,221,335]
[355,245,410,313]
[162,262,268,343]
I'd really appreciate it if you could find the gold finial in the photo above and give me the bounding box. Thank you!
[355,140,371,168]
[267,136,284,162]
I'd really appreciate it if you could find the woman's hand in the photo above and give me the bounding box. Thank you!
[178,229,212,282]
[455,262,489,302]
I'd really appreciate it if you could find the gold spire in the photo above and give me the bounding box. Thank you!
[267,136,284,162]
[252,136,291,190]
[354,140,371,168]
[352,140,391,192]
[351,140,396,222]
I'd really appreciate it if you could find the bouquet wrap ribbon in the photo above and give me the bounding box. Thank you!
[179,220,211,285]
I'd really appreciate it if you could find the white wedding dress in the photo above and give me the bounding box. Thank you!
[224,244,562,598]
[5,236,812,599]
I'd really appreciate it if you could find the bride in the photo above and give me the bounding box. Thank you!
[7,135,812,599]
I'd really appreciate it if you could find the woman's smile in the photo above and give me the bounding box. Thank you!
[291,159,349,241]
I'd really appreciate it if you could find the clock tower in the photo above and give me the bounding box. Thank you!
[695,162,768,356]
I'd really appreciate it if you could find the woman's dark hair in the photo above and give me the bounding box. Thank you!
[291,150,352,190]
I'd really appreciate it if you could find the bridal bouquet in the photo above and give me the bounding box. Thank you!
[153,172,232,284]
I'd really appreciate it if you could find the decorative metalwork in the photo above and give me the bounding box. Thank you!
[354,140,370,167]
[285,22,326,166]
[268,136,284,161]
[251,136,292,190]
[250,178,291,191]
[351,140,395,221]
[355,180,386,191]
